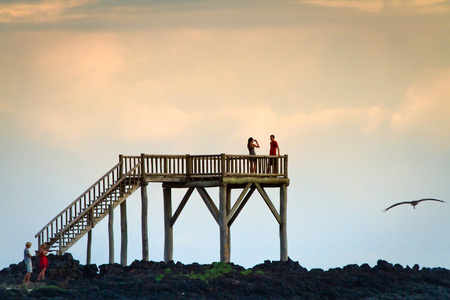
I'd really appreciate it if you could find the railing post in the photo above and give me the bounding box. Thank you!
[140,153,146,180]
[284,155,288,178]
[119,154,124,184]
[119,154,125,197]
[220,153,226,177]
[37,235,41,254]
[186,154,191,179]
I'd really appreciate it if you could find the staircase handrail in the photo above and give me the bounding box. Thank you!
[53,161,143,242]
[35,161,124,238]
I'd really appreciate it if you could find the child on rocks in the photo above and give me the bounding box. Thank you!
[22,242,32,283]
[37,243,49,281]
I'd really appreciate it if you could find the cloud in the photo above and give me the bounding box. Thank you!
[300,0,385,12]
[391,68,450,147]
[32,32,124,91]
[387,0,450,13]
[2,10,449,154]
[9,63,450,153]
[300,0,450,13]
[0,0,98,23]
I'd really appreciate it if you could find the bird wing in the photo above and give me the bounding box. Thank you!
[384,201,412,212]
[416,198,445,204]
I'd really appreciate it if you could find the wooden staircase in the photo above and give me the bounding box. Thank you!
[35,157,143,254]
[35,153,289,257]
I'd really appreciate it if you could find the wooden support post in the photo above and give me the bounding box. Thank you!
[280,184,288,261]
[108,206,114,264]
[219,184,229,262]
[120,201,127,266]
[226,186,231,258]
[86,230,92,265]
[163,187,173,262]
[141,181,149,261]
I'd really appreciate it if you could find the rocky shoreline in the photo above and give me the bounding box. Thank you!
[1,253,449,299]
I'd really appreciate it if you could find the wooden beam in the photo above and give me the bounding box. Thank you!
[141,182,149,261]
[255,183,281,225]
[120,201,127,266]
[228,183,252,221]
[228,184,256,226]
[223,177,290,186]
[170,187,195,227]
[162,181,222,189]
[219,184,229,262]
[163,187,173,262]
[108,206,114,264]
[195,187,219,224]
[280,184,288,261]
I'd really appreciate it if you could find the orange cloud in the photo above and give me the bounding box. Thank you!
[0,0,97,23]
[391,68,450,144]
[300,0,450,13]
[300,0,384,12]
[32,32,124,91]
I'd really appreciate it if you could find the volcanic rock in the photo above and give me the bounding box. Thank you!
[1,254,449,299]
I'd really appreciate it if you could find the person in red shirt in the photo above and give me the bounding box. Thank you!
[269,135,280,173]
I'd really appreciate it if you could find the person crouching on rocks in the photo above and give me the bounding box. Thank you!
[37,243,49,281]
[22,242,32,283]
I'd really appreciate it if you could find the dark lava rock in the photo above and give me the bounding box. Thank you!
[1,254,449,299]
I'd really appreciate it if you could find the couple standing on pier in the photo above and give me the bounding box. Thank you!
[247,135,280,173]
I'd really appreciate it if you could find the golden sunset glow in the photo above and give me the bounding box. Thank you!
[1,0,449,270]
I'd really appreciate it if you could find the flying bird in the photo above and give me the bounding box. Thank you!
[384,198,445,212]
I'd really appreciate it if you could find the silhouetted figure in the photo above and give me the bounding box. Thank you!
[384,198,445,212]
[268,134,280,173]
[247,137,260,173]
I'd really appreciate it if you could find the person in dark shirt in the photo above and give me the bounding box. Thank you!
[247,137,260,173]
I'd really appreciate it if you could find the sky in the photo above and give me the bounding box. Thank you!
[1,0,450,271]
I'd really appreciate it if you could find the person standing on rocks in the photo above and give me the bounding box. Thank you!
[37,243,49,281]
[22,242,32,283]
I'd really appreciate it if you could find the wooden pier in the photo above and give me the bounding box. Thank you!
[35,154,290,265]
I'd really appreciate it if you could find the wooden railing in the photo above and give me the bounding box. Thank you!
[126,154,288,179]
[224,154,288,177]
